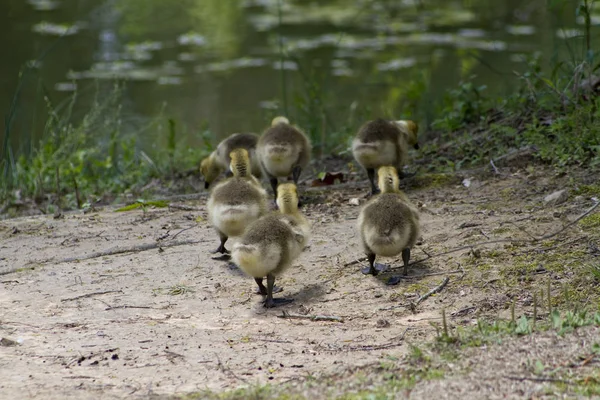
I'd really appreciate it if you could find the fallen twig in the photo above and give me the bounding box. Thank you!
[503,375,572,385]
[61,290,123,302]
[345,328,409,351]
[53,239,201,264]
[168,204,203,212]
[170,226,195,240]
[278,311,344,322]
[104,305,154,311]
[344,257,367,267]
[490,159,500,174]
[415,277,450,306]
[390,269,463,280]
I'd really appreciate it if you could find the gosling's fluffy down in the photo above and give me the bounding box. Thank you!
[357,166,420,277]
[257,116,312,199]
[207,149,268,254]
[352,119,419,195]
[200,132,261,189]
[232,183,310,308]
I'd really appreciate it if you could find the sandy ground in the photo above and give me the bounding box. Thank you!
[1,167,598,399]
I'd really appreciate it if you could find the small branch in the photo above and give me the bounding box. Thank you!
[277,311,344,322]
[345,328,409,351]
[52,239,200,264]
[168,204,203,212]
[104,305,153,311]
[170,226,195,240]
[61,290,123,302]
[415,277,450,306]
[503,375,572,385]
[490,159,499,174]
[387,269,463,280]
[344,257,367,267]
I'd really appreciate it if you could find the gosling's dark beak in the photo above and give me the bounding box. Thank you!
[413,143,420,150]
[204,181,210,190]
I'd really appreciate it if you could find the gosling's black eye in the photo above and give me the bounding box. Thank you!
[413,143,420,150]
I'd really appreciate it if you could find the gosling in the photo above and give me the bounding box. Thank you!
[200,132,261,189]
[357,166,420,280]
[207,148,268,255]
[257,116,312,201]
[352,119,419,195]
[231,183,310,308]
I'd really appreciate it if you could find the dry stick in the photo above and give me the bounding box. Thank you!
[414,276,450,306]
[278,311,344,323]
[104,305,153,311]
[345,328,410,352]
[168,204,203,212]
[390,269,463,280]
[61,290,123,302]
[503,375,572,385]
[169,226,195,240]
[53,239,201,264]
[490,159,500,174]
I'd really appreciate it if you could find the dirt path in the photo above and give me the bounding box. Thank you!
[1,168,598,399]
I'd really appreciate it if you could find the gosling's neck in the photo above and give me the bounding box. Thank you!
[230,159,250,178]
[277,196,299,215]
[379,175,400,194]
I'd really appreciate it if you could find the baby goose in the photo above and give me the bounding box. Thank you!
[232,183,310,308]
[352,118,419,195]
[207,148,268,255]
[257,116,312,200]
[357,166,420,280]
[200,132,261,189]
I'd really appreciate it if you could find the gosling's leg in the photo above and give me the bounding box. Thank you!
[291,165,305,207]
[387,247,411,285]
[367,168,380,195]
[269,176,279,201]
[292,165,302,184]
[211,232,230,255]
[254,277,283,295]
[204,181,210,190]
[402,248,411,276]
[263,273,292,308]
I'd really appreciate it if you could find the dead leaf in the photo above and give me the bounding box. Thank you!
[311,171,345,187]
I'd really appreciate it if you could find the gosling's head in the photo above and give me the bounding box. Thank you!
[200,153,222,189]
[276,183,299,214]
[271,116,290,126]
[229,148,251,178]
[377,166,400,194]
[394,120,419,150]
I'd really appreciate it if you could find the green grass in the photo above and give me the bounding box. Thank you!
[1,84,212,214]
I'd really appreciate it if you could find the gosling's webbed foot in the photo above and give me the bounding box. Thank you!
[211,253,231,261]
[255,285,283,295]
[387,275,403,285]
[263,297,294,308]
[361,263,388,276]
[210,244,230,255]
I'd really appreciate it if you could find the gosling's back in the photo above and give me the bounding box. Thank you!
[352,119,407,169]
[233,213,306,278]
[258,122,311,177]
[359,193,420,257]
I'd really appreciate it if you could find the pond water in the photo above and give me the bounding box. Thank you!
[1,0,596,154]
